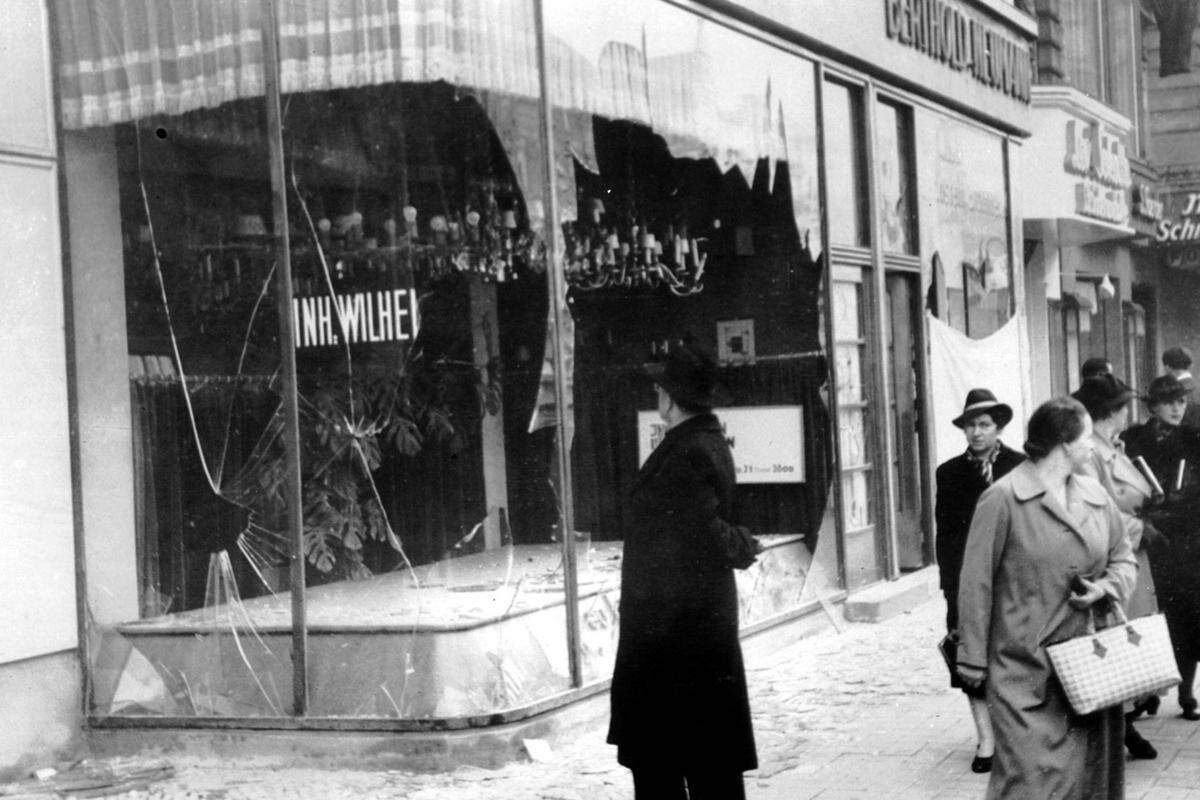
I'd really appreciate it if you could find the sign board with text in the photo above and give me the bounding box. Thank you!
[637,406,805,484]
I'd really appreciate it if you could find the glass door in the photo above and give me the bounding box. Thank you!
[831,261,885,589]
[884,270,926,570]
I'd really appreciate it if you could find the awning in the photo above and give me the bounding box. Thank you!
[54,0,541,130]
[54,0,794,181]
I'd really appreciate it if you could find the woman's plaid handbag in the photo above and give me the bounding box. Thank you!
[1046,603,1180,715]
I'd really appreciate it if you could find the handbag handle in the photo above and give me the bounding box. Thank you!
[1084,596,1129,636]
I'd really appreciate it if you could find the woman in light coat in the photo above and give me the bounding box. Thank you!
[957,397,1137,799]
[1071,374,1164,759]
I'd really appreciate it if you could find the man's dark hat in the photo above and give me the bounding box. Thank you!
[644,341,723,409]
[1163,346,1193,371]
[1080,357,1112,380]
[1144,374,1191,406]
[952,388,1013,429]
[1070,374,1134,419]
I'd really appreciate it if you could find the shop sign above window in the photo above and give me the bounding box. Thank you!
[1156,192,1200,275]
[1133,183,1165,223]
[1063,119,1131,226]
[1157,192,1200,244]
[883,0,1032,102]
[1156,192,1200,273]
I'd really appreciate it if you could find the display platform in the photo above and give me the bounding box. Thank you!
[93,535,811,720]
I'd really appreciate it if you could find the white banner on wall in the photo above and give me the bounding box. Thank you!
[637,406,805,484]
[928,313,1027,467]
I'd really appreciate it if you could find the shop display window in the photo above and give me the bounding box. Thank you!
[824,81,870,249]
[919,112,1012,339]
[56,0,595,722]
[58,0,844,725]
[546,0,840,674]
[875,100,917,255]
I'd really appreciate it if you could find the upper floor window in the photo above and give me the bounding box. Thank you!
[1060,0,1143,153]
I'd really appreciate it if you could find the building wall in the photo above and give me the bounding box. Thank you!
[0,0,83,778]
[1145,23,1200,177]
[0,653,82,780]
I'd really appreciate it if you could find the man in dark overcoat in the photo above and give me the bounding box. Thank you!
[1122,374,1200,720]
[935,388,1025,773]
[608,341,761,799]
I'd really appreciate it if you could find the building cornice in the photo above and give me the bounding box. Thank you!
[1030,85,1133,131]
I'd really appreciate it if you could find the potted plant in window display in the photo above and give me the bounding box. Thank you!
[257,190,535,583]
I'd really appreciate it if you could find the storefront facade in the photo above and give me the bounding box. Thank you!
[1021,86,1140,400]
[2,0,1034,769]
[1019,0,1176,416]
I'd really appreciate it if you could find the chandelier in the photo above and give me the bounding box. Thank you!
[561,200,710,296]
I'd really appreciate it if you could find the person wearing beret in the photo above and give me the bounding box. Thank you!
[1071,374,1164,758]
[935,389,1025,774]
[607,340,761,799]
[1122,374,1200,721]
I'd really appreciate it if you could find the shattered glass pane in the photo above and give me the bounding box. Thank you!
[547,0,841,685]
[282,77,570,717]
[85,105,295,718]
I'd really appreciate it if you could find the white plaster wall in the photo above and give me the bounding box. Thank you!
[0,652,82,780]
[0,0,77,665]
[62,129,140,626]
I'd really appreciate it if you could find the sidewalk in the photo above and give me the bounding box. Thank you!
[17,595,1200,799]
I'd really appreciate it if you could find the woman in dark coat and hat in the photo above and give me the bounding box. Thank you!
[934,389,1025,773]
[1122,374,1200,720]
[607,340,761,799]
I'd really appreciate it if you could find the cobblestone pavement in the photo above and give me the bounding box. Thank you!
[46,596,1200,799]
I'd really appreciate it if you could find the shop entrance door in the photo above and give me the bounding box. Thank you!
[830,258,887,589]
[884,270,927,570]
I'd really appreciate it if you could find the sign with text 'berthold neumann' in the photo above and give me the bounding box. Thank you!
[292,288,420,348]
[883,0,1032,102]
[637,407,806,484]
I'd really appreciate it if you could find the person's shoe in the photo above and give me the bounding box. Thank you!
[1181,697,1200,721]
[970,755,993,773]
[1133,695,1161,717]
[1125,727,1158,760]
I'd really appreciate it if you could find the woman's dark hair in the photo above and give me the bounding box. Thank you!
[1023,397,1088,461]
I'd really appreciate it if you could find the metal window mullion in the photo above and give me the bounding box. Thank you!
[863,83,901,582]
[261,0,308,717]
[533,0,582,688]
[815,64,850,592]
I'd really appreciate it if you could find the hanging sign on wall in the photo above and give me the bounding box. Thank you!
[883,0,1032,102]
[1063,118,1131,226]
[1156,191,1200,272]
[1157,192,1200,246]
[637,406,806,484]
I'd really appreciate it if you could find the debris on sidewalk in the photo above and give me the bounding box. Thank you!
[0,758,175,798]
[522,738,554,763]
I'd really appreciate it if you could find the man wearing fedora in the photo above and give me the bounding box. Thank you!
[935,389,1026,773]
[607,340,761,799]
